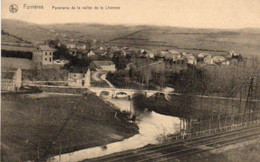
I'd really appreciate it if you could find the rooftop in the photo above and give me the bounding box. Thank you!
[38,45,55,51]
[91,61,115,69]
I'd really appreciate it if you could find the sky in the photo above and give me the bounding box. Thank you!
[2,0,260,29]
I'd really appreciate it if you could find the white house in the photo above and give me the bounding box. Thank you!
[1,67,22,91]
[68,67,91,88]
[33,45,55,65]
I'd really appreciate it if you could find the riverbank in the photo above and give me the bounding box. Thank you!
[51,111,181,162]
[50,98,181,161]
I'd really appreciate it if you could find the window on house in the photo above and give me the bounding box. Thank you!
[74,74,76,77]
[45,52,47,55]
[49,58,52,62]
[83,74,85,77]
[45,58,47,61]
[50,52,52,55]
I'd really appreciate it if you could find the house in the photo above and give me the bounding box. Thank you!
[89,61,116,72]
[99,46,105,51]
[204,55,213,64]
[77,44,87,50]
[212,56,226,64]
[183,54,197,65]
[68,67,91,88]
[101,52,108,57]
[139,49,147,58]
[33,45,55,65]
[229,50,242,59]
[164,50,182,62]
[66,43,76,49]
[1,67,22,91]
[158,51,168,58]
[145,53,155,59]
[197,53,210,61]
[69,49,77,56]
[121,50,127,57]
[87,50,96,58]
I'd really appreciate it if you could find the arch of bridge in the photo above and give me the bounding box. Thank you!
[89,87,163,98]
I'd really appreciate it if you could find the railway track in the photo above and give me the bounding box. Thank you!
[86,122,260,162]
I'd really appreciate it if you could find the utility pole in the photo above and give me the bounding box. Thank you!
[244,77,255,122]
[41,92,90,160]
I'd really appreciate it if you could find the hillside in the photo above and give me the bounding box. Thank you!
[2,19,57,44]
[2,19,260,56]
[44,23,146,42]
[109,27,260,56]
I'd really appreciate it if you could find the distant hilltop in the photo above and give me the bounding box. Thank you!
[2,19,260,56]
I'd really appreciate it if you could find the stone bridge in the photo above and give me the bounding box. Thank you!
[89,87,167,99]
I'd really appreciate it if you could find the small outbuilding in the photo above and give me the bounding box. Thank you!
[1,67,22,91]
[68,67,91,88]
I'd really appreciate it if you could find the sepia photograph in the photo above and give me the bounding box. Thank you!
[1,0,260,161]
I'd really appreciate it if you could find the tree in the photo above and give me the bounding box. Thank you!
[132,93,147,113]
[173,65,210,94]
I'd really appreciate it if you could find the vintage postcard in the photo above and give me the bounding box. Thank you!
[1,0,260,161]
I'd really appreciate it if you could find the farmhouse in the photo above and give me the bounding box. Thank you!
[1,67,22,91]
[33,45,55,65]
[68,67,91,88]
[89,60,116,72]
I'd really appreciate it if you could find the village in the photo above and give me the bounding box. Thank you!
[1,21,260,162]
[1,37,255,92]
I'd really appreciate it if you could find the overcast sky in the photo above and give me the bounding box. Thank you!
[2,0,260,29]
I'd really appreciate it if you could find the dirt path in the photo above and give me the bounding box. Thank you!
[100,73,115,88]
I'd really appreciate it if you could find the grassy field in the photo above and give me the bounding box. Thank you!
[2,19,57,44]
[23,68,69,81]
[1,57,33,70]
[180,138,260,162]
[1,93,138,161]
[110,27,260,56]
